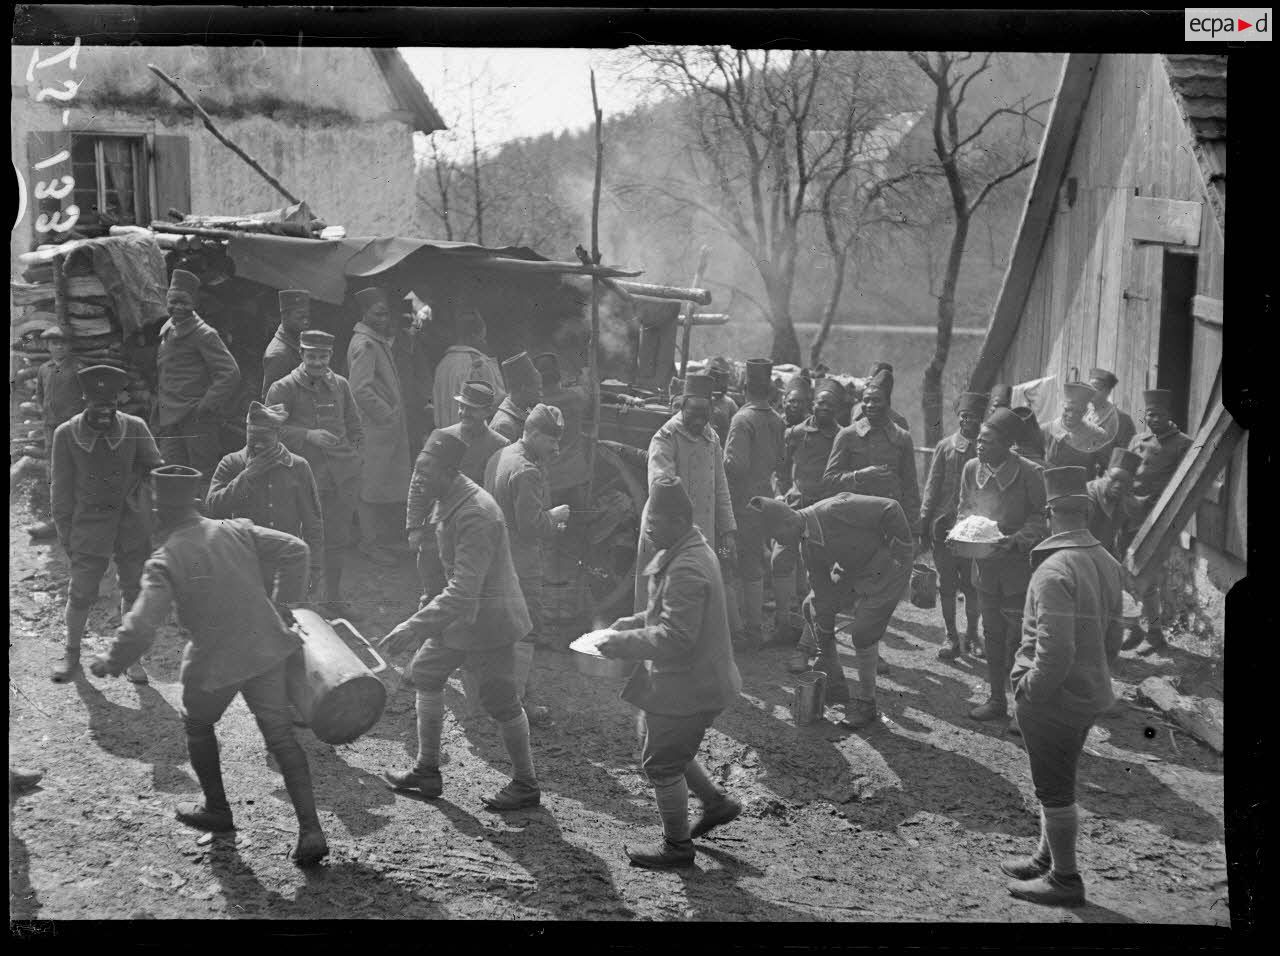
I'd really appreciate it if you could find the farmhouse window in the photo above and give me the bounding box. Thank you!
[71,134,150,228]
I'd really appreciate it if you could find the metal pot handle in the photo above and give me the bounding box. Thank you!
[331,619,389,676]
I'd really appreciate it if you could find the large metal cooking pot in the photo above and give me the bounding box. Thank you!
[285,608,388,745]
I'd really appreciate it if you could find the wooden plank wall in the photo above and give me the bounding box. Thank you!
[994,53,1239,561]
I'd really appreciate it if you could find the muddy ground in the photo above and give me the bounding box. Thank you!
[9,494,1228,924]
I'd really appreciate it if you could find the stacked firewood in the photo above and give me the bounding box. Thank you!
[11,249,152,463]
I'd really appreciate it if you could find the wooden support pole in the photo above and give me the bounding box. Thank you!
[677,246,711,380]
[51,254,70,337]
[147,64,306,210]
[618,279,712,306]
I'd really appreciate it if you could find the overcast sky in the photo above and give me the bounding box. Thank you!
[400,48,656,163]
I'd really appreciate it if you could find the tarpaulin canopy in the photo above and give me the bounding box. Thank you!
[226,234,556,305]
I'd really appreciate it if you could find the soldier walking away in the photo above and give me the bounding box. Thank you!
[723,359,786,650]
[206,402,325,596]
[88,465,329,867]
[347,286,412,568]
[1002,466,1125,908]
[1086,448,1141,560]
[490,351,543,443]
[1084,367,1137,466]
[954,407,1049,729]
[50,365,162,684]
[595,476,743,869]
[482,404,572,725]
[1119,389,1194,654]
[752,492,914,730]
[431,310,506,430]
[1042,377,1109,474]
[260,290,310,399]
[152,269,242,497]
[380,431,541,812]
[779,378,843,673]
[266,330,365,620]
[635,374,738,629]
[921,392,988,660]
[26,325,85,539]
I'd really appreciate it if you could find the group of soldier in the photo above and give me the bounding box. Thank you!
[21,261,1195,901]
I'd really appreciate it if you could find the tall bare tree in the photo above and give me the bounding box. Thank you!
[906,51,1051,446]
[616,48,907,365]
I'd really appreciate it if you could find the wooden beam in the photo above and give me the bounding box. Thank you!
[1126,196,1202,246]
[1125,400,1244,589]
[1192,294,1223,327]
[968,54,1101,394]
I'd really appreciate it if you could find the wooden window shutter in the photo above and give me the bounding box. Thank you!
[25,128,73,249]
[153,135,191,221]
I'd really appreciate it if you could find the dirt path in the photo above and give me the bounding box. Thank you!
[9,499,1227,923]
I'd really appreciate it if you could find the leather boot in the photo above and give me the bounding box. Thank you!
[1000,855,1051,880]
[969,697,1008,721]
[840,698,879,730]
[1007,872,1086,907]
[1121,625,1145,651]
[1140,627,1167,653]
[937,632,962,661]
[384,766,443,798]
[51,604,89,683]
[272,743,329,866]
[629,778,695,869]
[179,726,234,832]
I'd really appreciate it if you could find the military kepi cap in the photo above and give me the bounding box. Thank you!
[745,359,773,389]
[1143,389,1173,412]
[354,287,387,312]
[152,465,204,506]
[502,351,541,393]
[1108,447,1142,476]
[957,391,989,415]
[77,365,129,403]
[1089,367,1119,388]
[300,330,335,350]
[1044,466,1090,503]
[279,290,310,313]
[420,429,468,471]
[168,269,200,296]
[649,475,693,521]
[989,384,1013,406]
[682,373,714,402]
[985,407,1023,444]
[246,401,289,429]
[526,403,565,438]
[455,380,497,409]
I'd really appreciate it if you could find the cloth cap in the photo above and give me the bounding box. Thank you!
[246,401,289,429]
[77,365,129,403]
[300,330,335,350]
[1063,380,1096,404]
[168,269,200,296]
[784,373,813,397]
[354,287,388,312]
[957,391,989,415]
[1143,389,1173,413]
[525,403,565,438]
[533,352,561,385]
[278,290,310,313]
[420,429,468,471]
[502,351,541,393]
[985,407,1023,445]
[745,359,773,389]
[989,384,1013,406]
[683,373,714,402]
[862,368,894,398]
[708,366,730,391]
[1108,447,1142,476]
[748,495,798,540]
[1089,367,1119,388]
[455,380,497,409]
[40,325,68,340]
[1044,466,1090,503]
[813,377,846,402]
[648,475,693,521]
[152,465,204,507]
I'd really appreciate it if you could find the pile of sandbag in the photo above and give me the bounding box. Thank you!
[11,249,153,463]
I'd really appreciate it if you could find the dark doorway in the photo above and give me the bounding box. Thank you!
[1156,250,1198,430]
